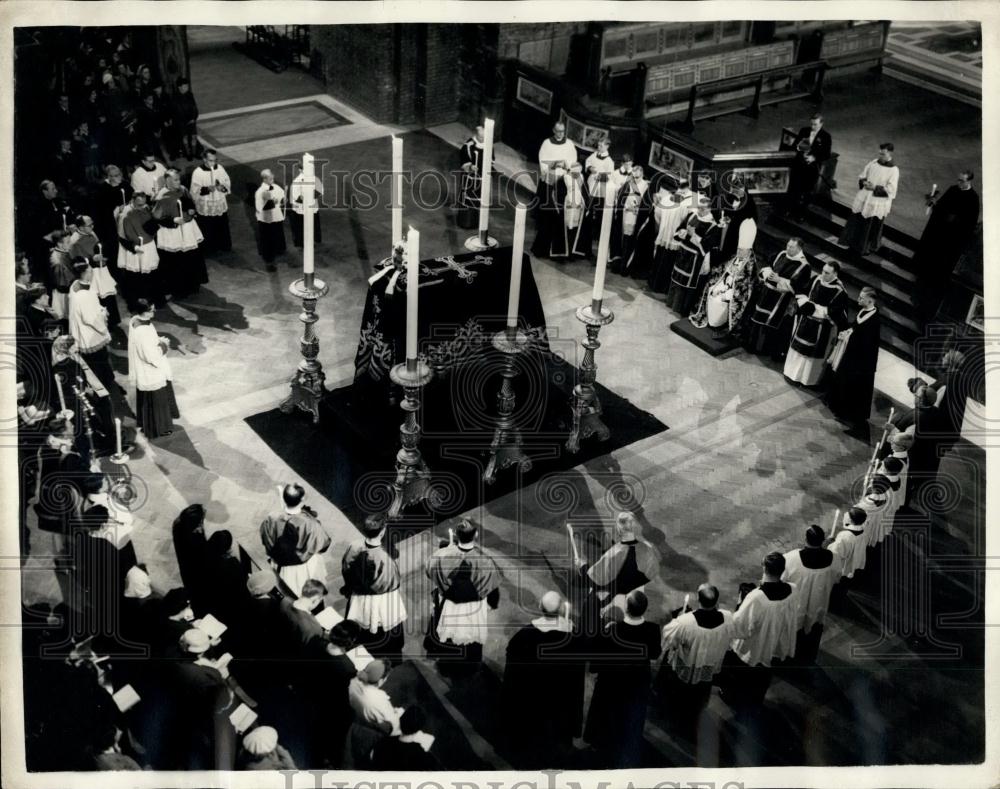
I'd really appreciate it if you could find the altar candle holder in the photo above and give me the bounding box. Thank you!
[387,358,435,519]
[279,273,330,424]
[483,328,534,484]
[566,299,615,454]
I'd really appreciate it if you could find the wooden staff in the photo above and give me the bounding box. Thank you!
[566,523,581,565]
[864,407,895,489]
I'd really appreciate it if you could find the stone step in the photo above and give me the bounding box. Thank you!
[768,213,916,290]
[793,205,918,271]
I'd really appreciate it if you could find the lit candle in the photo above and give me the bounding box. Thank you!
[829,508,841,539]
[115,417,122,456]
[55,373,67,413]
[391,137,403,247]
[406,226,420,362]
[121,188,126,207]
[506,204,526,330]
[62,212,67,231]
[302,153,315,277]
[478,119,495,241]
[176,199,183,223]
[96,241,102,259]
[592,184,616,309]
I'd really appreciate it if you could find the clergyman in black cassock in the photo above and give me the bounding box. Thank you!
[583,590,661,768]
[531,122,579,259]
[913,172,980,320]
[715,183,757,261]
[826,287,881,434]
[457,125,495,230]
[608,166,652,275]
[501,592,585,767]
[745,238,813,360]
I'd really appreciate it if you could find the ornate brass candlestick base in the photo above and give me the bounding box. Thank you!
[484,328,533,484]
[106,451,138,510]
[280,274,330,424]
[566,300,615,454]
[463,231,499,252]
[387,359,435,519]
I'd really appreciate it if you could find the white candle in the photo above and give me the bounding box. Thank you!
[62,212,66,231]
[176,199,183,223]
[303,153,315,276]
[506,204,526,330]
[406,227,420,361]
[121,188,126,207]
[829,507,841,539]
[55,373,67,412]
[115,417,122,456]
[96,241,102,258]
[391,137,403,246]
[592,185,616,305]
[478,119,495,236]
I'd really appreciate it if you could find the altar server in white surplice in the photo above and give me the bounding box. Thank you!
[782,525,841,663]
[829,506,868,580]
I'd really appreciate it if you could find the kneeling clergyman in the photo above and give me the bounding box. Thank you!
[341,514,407,664]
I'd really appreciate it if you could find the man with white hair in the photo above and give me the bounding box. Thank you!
[254,168,286,271]
[501,591,586,765]
[576,510,657,625]
[67,258,115,393]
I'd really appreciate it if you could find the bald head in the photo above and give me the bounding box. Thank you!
[540,591,562,616]
[697,583,719,609]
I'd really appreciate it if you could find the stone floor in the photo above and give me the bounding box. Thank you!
[17,31,986,770]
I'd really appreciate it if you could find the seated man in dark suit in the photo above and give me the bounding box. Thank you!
[785,113,832,219]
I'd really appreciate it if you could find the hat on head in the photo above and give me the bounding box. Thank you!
[247,571,277,596]
[737,218,757,251]
[243,726,278,756]
[162,587,191,617]
[359,659,388,684]
[179,628,211,654]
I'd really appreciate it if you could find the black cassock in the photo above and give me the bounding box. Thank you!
[745,251,813,358]
[609,178,652,275]
[826,308,881,428]
[583,620,662,768]
[913,185,980,315]
[501,624,586,765]
[457,137,495,230]
[664,213,722,317]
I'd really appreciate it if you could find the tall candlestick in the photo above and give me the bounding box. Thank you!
[115,417,123,456]
[506,204,526,330]
[391,137,403,246]
[55,373,67,412]
[591,185,616,310]
[406,227,420,363]
[302,152,315,277]
[478,119,495,240]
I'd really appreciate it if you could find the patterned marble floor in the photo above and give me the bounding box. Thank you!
[16,39,986,770]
